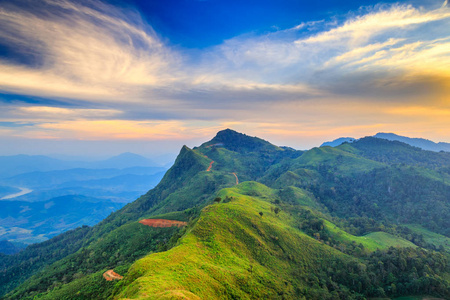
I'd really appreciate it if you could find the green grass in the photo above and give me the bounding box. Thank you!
[114,182,355,299]
[323,220,416,251]
[294,146,384,174]
[363,232,417,249]
[278,186,322,210]
[405,224,450,252]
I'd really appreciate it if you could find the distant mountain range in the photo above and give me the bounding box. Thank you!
[321,132,450,152]
[0,195,124,245]
[0,152,163,179]
[0,152,168,248]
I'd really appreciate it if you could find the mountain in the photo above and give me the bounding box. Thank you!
[374,132,450,152]
[321,132,450,152]
[90,152,159,169]
[2,167,165,189]
[0,241,22,255]
[320,137,355,147]
[0,153,162,179]
[0,155,75,178]
[0,167,165,203]
[0,129,449,300]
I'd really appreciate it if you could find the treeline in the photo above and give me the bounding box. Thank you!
[302,164,450,237]
[298,247,449,299]
[0,225,92,298]
[290,207,450,299]
[349,137,450,169]
[4,222,181,300]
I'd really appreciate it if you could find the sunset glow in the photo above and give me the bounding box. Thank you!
[1,0,449,155]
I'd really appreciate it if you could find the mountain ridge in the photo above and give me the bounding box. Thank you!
[321,132,450,152]
[1,129,449,300]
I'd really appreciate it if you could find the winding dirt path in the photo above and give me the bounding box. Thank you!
[202,153,214,172]
[139,219,187,228]
[103,270,123,281]
[232,172,239,185]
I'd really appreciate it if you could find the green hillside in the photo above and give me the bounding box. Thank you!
[405,225,450,252]
[1,130,449,300]
[114,182,448,299]
[115,182,357,299]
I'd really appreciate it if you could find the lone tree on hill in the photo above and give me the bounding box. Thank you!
[214,197,221,203]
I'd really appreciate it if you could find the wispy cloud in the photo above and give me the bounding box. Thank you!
[0,0,450,146]
[0,0,179,101]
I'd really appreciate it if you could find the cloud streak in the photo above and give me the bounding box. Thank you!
[0,0,179,101]
[0,0,450,147]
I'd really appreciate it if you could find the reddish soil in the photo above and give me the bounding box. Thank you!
[232,172,239,185]
[207,161,214,171]
[139,219,187,228]
[103,270,123,281]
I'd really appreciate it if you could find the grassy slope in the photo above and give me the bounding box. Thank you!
[294,146,384,174]
[114,181,428,300]
[323,220,416,251]
[405,225,450,252]
[114,182,355,299]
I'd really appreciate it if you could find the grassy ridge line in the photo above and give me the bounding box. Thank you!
[114,182,354,299]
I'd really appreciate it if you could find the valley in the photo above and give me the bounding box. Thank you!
[0,153,169,249]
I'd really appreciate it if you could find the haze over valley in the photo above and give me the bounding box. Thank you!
[0,153,168,249]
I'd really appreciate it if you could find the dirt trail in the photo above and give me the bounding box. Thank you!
[232,172,239,185]
[139,219,187,228]
[103,270,123,281]
[202,153,214,172]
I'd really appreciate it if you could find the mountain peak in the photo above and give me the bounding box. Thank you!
[214,128,247,140]
[320,137,355,147]
[204,129,280,153]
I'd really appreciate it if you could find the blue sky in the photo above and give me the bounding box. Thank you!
[0,0,449,157]
[129,0,398,48]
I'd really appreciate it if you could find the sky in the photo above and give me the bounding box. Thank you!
[0,0,449,157]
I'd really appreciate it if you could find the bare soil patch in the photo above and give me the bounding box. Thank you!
[139,219,187,228]
[103,270,123,281]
